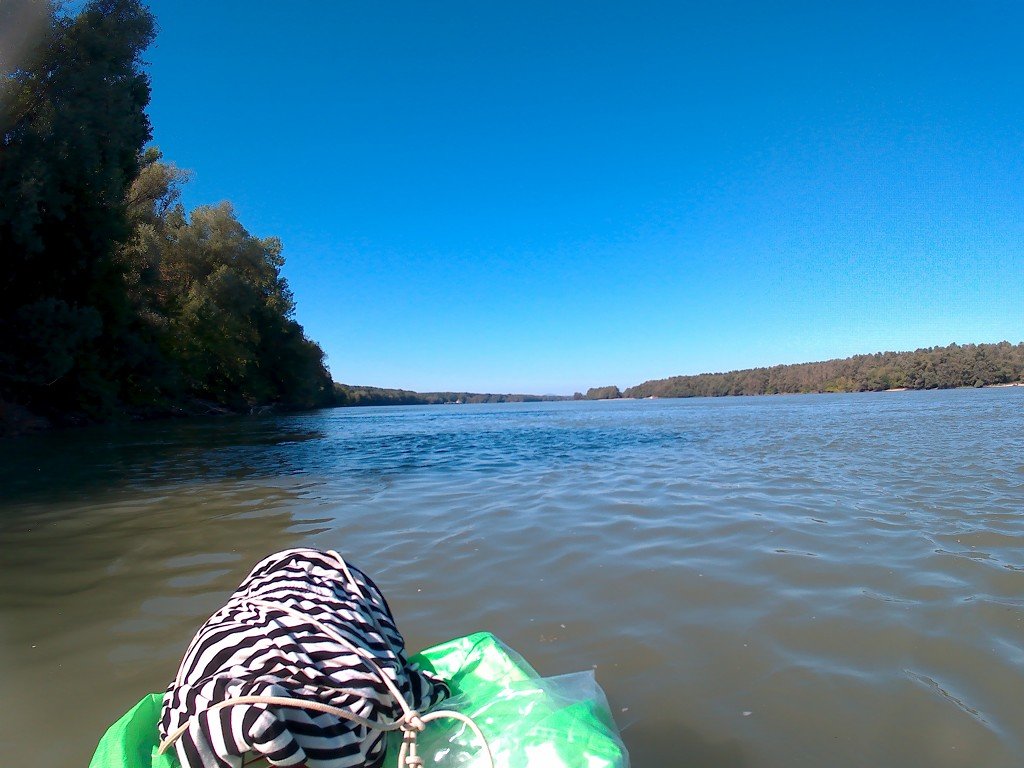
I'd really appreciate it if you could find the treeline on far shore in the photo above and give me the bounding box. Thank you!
[1,1,334,434]
[333,384,568,406]
[613,342,1024,399]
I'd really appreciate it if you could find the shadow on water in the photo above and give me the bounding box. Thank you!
[624,720,748,768]
[0,413,326,508]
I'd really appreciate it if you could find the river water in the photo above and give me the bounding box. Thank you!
[1,389,1022,768]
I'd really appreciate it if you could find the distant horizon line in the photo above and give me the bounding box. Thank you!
[334,339,1024,398]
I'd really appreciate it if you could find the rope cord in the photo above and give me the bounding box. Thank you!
[157,552,494,768]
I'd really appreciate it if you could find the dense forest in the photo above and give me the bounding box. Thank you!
[334,384,567,406]
[1,0,333,433]
[623,342,1024,399]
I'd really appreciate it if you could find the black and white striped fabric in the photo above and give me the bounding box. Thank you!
[159,548,449,768]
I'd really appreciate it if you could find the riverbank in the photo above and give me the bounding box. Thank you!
[7,376,1022,438]
[0,397,283,439]
[592,380,1024,402]
[623,342,1024,399]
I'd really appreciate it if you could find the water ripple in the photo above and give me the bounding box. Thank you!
[2,390,1023,768]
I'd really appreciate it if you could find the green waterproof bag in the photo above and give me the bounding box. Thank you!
[90,631,629,768]
[88,693,179,768]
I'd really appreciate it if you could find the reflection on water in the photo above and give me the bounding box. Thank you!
[1,389,1023,768]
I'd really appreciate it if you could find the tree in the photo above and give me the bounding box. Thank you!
[0,3,337,431]
[585,385,621,400]
[0,0,156,416]
[120,173,334,409]
[622,343,1024,399]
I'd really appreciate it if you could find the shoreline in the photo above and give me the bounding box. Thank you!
[613,382,1024,402]
[5,381,1023,438]
[0,398,303,440]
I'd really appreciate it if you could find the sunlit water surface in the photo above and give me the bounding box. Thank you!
[1,389,1023,768]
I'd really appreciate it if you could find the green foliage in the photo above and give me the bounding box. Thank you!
[1,4,333,425]
[1,0,155,417]
[624,343,1024,399]
[117,157,334,411]
[0,299,102,386]
[585,385,622,400]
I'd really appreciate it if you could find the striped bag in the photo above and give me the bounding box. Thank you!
[159,548,449,768]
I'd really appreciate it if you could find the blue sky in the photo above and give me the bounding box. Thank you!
[143,1,1023,394]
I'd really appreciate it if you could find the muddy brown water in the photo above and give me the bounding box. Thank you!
[1,389,1022,767]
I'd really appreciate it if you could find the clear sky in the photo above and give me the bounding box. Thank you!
[143,1,1024,395]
